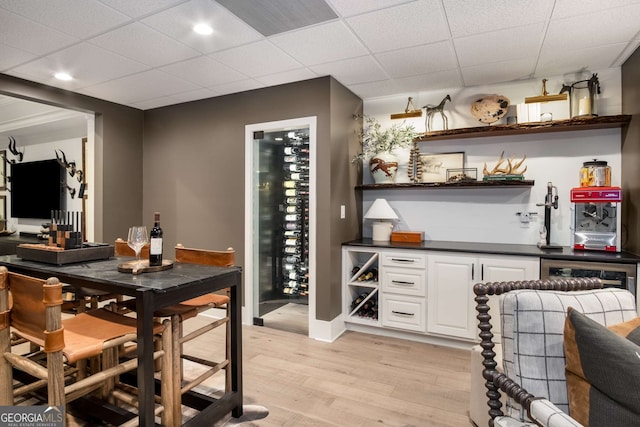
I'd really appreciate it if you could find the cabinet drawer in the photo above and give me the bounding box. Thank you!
[380,252,426,269]
[381,268,426,296]
[381,294,426,332]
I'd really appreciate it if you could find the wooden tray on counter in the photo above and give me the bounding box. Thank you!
[16,243,114,265]
[118,259,174,275]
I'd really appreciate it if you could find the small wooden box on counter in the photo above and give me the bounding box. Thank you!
[391,231,424,243]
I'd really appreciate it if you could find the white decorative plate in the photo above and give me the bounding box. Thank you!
[470,94,510,124]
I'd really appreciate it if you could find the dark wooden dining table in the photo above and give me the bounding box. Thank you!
[0,254,243,427]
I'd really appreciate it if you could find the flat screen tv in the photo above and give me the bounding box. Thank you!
[11,159,66,219]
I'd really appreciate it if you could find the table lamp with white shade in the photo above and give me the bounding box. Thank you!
[364,198,398,241]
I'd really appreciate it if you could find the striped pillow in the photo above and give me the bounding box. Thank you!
[564,308,640,426]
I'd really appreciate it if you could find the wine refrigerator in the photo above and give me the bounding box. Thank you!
[253,127,310,320]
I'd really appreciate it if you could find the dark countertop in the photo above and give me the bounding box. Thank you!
[0,254,240,293]
[343,239,640,264]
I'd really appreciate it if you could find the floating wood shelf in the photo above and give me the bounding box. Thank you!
[356,180,535,190]
[414,115,631,142]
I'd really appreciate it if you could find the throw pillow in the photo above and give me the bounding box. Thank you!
[564,307,640,426]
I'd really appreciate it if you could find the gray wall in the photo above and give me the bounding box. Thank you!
[0,73,144,243]
[0,73,363,322]
[143,76,362,321]
[622,47,640,255]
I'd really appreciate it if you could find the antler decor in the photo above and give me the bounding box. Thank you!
[55,149,83,182]
[483,151,527,179]
[7,136,24,163]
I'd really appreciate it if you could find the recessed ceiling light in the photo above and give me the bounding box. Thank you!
[54,72,73,81]
[193,23,213,35]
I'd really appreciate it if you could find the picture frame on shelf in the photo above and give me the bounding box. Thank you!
[419,152,464,183]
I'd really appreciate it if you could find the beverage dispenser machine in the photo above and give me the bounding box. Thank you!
[570,186,621,252]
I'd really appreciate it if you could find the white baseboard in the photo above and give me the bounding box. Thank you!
[308,314,347,342]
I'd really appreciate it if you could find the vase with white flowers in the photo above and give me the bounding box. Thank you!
[352,115,417,184]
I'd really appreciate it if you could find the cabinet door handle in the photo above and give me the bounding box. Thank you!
[472,264,475,281]
[481,264,484,281]
[391,258,415,263]
[391,280,415,285]
[391,310,414,317]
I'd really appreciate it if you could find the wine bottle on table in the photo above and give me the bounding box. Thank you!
[149,212,163,266]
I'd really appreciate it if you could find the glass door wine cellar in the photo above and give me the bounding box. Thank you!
[252,126,309,323]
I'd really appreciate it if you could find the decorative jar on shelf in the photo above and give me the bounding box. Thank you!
[369,152,399,184]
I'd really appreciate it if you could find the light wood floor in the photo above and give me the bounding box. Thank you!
[27,306,475,426]
[237,324,473,427]
[166,304,476,426]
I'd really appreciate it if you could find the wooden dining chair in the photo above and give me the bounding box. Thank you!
[112,241,233,425]
[157,244,234,426]
[0,267,177,426]
[114,237,150,259]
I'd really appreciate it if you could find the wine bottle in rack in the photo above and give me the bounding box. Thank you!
[284,222,300,230]
[284,238,299,246]
[290,172,309,181]
[285,255,300,263]
[284,246,301,254]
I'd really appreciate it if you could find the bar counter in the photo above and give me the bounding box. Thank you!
[344,238,640,264]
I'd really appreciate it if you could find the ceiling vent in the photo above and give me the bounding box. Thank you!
[216,0,338,36]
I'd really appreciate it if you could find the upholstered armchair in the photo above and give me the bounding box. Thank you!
[472,278,640,427]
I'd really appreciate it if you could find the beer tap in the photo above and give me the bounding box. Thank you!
[536,181,562,249]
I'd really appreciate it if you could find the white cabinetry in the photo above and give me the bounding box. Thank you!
[427,253,539,340]
[380,251,427,332]
[342,245,540,345]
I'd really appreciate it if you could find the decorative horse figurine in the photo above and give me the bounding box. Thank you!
[423,94,451,132]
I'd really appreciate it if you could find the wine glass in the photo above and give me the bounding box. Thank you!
[127,226,148,269]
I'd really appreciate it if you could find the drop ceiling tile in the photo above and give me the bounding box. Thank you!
[461,57,536,87]
[211,41,304,77]
[166,87,220,103]
[0,43,35,71]
[444,0,555,38]
[10,42,149,89]
[80,70,199,105]
[346,0,449,53]
[132,96,182,110]
[209,79,266,96]
[255,68,319,87]
[270,20,368,66]
[455,23,544,67]
[551,0,640,19]
[395,69,463,93]
[376,41,457,78]
[310,55,388,85]
[545,4,640,51]
[160,56,246,86]
[141,0,263,54]
[328,0,415,17]
[347,78,401,99]
[0,9,78,55]
[536,43,631,77]
[98,0,189,19]
[0,0,129,38]
[90,22,200,67]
